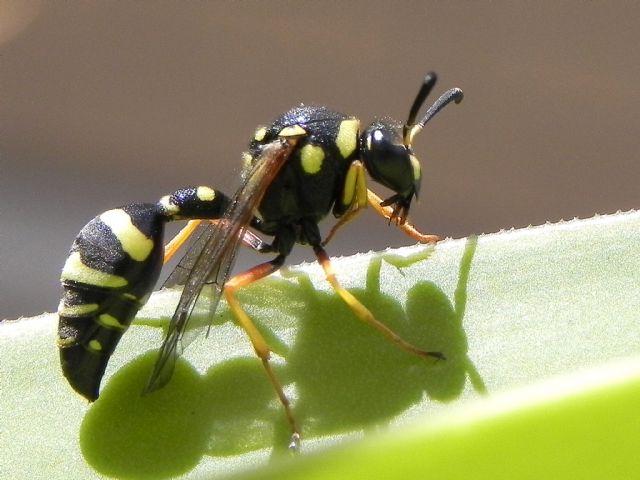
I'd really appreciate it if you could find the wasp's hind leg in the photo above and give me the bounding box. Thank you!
[223,254,301,450]
[163,220,271,263]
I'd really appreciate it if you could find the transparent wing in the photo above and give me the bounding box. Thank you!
[162,221,217,290]
[145,138,296,392]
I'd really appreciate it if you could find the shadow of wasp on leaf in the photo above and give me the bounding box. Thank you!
[79,237,483,478]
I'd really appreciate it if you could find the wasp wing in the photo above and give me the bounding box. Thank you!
[162,221,215,289]
[145,138,296,392]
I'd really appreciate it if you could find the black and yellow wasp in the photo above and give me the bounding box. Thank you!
[57,72,463,448]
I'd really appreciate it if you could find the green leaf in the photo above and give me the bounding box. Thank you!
[2,211,640,479]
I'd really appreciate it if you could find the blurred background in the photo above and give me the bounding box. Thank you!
[1,2,638,319]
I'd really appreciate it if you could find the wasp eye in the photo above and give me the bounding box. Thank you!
[361,120,421,207]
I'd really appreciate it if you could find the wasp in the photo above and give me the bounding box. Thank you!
[57,72,463,448]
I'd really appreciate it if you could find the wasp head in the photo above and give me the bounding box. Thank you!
[361,72,463,225]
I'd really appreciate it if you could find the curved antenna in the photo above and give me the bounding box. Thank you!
[417,87,464,129]
[404,83,464,146]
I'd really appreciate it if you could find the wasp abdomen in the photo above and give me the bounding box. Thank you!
[58,186,230,400]
[58,203,166,400]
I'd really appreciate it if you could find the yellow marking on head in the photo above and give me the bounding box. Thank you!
[100,209,154,262]
[159,195,180,216]
[98,313,127,330]
[335,118,359,159]
[196,186,216,202]
[88,339,103,352]
[278,124,306,138]
[58,302,99,317]
[254,126,267,142]
[409,154,422,182]
[300,144,325,175]
[61,252,128,288]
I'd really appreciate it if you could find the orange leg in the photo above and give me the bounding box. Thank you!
[163,220,270,264]
[163,220,202,263]
[224,255,300,450]
[322,207,364,246]
[314,245,445,360]
[324,160,439,246]
[367,190,440,244]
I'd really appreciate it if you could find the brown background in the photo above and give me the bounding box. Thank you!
[1,2,638,319]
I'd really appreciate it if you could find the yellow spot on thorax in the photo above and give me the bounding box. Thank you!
[61,252,128,288]
[100,209,154,261]
[88,339,103,351]
[278,124,307,138]
[196,186,216,202]
[335,118,359,158]
[241,152,253,169]
[300,144,325,174]
[254,126,267,142]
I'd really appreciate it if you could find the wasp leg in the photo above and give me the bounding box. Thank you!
[323,160,369,246]
[163,220,271,264]
[223,255,301,450]
[313,244,445,361]
[164,219,202,263]
[366,189,440,244]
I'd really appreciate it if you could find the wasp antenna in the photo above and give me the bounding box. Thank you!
[405,87,463,145]
[406,72,438,127]
[418,87,464,129]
